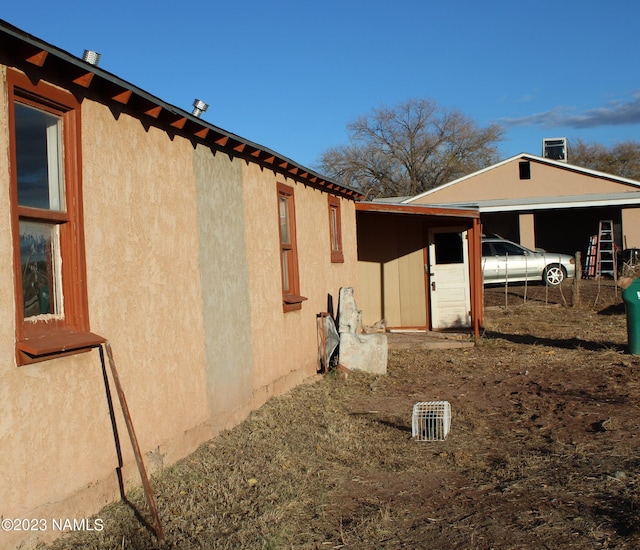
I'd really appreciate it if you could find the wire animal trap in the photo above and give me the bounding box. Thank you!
[412,401,451,441]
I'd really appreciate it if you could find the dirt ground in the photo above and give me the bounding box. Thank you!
[43,279,640,549]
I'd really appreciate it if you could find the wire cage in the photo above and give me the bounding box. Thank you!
[411,401,451,441]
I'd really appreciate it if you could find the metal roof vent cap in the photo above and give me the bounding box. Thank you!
[82,50,101,66]
[192,99,209,118]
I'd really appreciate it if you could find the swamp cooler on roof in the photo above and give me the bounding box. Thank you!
[543,138,568,162]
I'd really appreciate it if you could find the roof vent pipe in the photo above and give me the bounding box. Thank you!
[192,99,209,118]
[82,50,101,66]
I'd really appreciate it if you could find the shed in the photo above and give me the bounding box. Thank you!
[356,202,483,340]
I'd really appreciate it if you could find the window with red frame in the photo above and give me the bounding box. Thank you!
[9,70,102,364]
[277,182,306,311]
[328,195,344,263]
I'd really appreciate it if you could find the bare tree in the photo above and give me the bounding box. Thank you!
[569,139,640,181]
[318,99,504,198]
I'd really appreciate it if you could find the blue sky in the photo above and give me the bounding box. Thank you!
[3,1,639,170]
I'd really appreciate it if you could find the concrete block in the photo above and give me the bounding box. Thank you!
[339,332,388,375]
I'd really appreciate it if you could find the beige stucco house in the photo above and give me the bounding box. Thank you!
[404,153,640,260]
[0,20,362,548]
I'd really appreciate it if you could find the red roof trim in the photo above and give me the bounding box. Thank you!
[356,202,480,219]
[1,20,365,201]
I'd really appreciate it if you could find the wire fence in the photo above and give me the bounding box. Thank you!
[483,251,621,309]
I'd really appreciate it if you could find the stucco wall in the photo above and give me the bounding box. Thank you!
[82,100,212,462]
[192,147,255,431]
[1,94,212,548]
[243,164,359,409]
[412,158,640,204]
[0,73,118,546]
[1,156,113,548]
[1,65,360,548]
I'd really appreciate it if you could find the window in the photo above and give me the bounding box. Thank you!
[328,196,344,263]
[277,183,306,311]
[434,232,464,264]
[493,242,527,257]
[8,70,103,364]
[483,241,528,257]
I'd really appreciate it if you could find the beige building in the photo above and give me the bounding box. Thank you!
[0,20,362,548]
[404,153,640,259]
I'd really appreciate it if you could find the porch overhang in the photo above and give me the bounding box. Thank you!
[356,201,480,219]
[355,201,484,342]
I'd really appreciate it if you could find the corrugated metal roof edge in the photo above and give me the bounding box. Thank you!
[463,191,640,213]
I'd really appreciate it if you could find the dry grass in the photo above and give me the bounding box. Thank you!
[43,279,640,549]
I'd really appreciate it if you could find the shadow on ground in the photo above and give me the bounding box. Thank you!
[484,331,627,353]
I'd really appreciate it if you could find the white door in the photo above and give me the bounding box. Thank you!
[428,228,471,329]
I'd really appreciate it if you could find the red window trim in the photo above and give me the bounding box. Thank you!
[328,195,344,263]
[8,69,100,365]
[277,182,307,312]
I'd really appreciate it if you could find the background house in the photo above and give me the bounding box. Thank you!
[403,152,640,262]
[0,19,362,548]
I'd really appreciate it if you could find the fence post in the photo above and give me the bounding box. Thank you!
[572,251,581,307]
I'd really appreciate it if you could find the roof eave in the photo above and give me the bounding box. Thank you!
[0,18,364,201]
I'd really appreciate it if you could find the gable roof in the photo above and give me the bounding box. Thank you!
[403,152,640,205]
[0,19,363,201]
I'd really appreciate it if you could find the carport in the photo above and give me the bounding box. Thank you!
[478,193,640,260]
